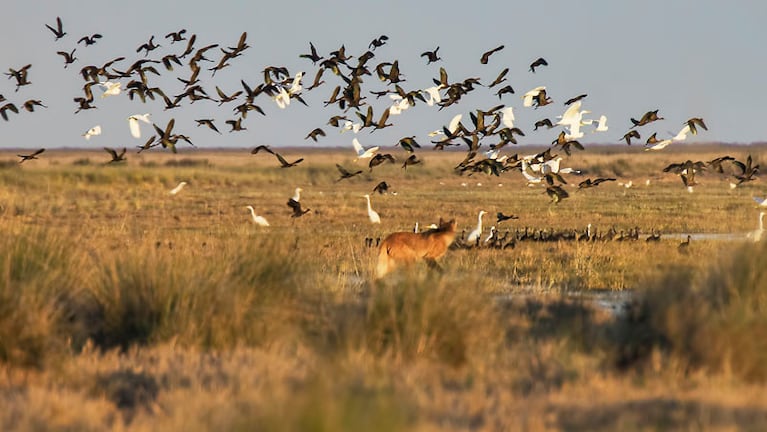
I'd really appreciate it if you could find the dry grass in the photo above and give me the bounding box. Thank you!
[1,145,767,430]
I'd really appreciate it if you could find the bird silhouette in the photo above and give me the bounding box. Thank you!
[45,17,66,40]
[17,148,45,164]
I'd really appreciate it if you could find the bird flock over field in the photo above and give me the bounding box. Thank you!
[1,17,763,236]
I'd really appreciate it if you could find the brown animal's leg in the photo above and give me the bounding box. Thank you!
[424,258,443,273]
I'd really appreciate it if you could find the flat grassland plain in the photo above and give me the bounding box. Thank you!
[1,144,767,431]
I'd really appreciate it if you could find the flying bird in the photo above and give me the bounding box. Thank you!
[195,118,221,134]
[56,49,77,68]
[78,34,102,46]
[304,128,326,142]
[45,17,66,40]
[352,137,379,159]
[127,113,151,138]
[17,148,45,164]
[82,125,102,140]
[368,153,395,171]
[373,181,390,194]
[104,147,127,163]
[420,47,441,64]
[401,154,422,169]
[274,151,304,168]
[480,45,504,64]
[335,164,363,181]
[621,130,640,145]
[685,117,708,135]
[287,188,310,217]
[529,57,548,72]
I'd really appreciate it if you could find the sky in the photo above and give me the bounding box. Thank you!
[1,0,765,151]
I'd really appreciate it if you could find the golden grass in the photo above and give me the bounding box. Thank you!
[0,145,767,430]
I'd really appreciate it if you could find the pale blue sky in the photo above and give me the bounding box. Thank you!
[1,0,765,150]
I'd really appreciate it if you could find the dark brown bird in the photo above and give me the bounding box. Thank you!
[45,17,66,40]
[564,94,587,106]
[578,177,616,189]
[195,118,221,134]
[373,181,390,195]
[533,118,554,130]
[56,49,77,68]
[706,155,735,174]
[225,117,246,132]
[630,109,664,128]
[304,128,326,142]
[401,154,422,169]
[480,45,504,64]
[0,102,19,121]
[420,47,441,64]
[136,35,161,56]
[251,145,275,155]
[733,155,759,184]
[287,194,310,218]
[368,153,395,171]
[17,148,45,164]
[104,147,127,163]
[495,85,515,99]
[369,35,388,50]
[496,212,519,223]
[78,34,102,46]
[335,164,363,181]
[6,64,32,91]
[274,152,304,168]
[488,67,509,88]
[165,29,187,43]
[546,185,570,203]
[685,117,708,135]
[299,42,323,64]
[621,130,640,145]
[529,57,548,72]
[22,99,47,112]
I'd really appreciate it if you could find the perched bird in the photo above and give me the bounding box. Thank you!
[287,187,310,217]
[529,57,548,72]
[45,16,66,40]
[335,164,363,181]
[17,148,45,164]
[747,212,765,242]
[363,194,381,223]
[169,181,187,195]
[104,147,127,163]
[245,206,270,227]
[467,210,487,245]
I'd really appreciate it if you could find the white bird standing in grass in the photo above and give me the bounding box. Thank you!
[127,113,151,138]
[364,194,381,223]
[82,125,102,140]
[352,138,379,159]
[245,206,270,226]
[169,181,187,195]
[466,210,487,245]
[747,211,765,242]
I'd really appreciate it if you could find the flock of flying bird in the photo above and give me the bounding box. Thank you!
[1,17,763,239]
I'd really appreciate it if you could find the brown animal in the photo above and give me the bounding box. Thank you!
[376,218,457,279]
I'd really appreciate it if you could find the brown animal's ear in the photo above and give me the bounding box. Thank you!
[438,217,444,225]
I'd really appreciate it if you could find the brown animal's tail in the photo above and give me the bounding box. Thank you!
[375,242,390,279]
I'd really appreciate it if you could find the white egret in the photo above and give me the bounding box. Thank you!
[499,106,515,128]
[169,181,187,195]
[127,113,151,139]
[83,125,102,140]
[363,194,381,224]
[521,160,543,184]
[422,85,442,106]
[98,81,121,98]
[484,226,496,244]
[748,211,766,242]
[273,87,290,109]
[593,115,608,132]
[466,210,487,245]
[522,86,545,107]
[245,206,270,227]
[288,71,303,95]
[352,138,379,159]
